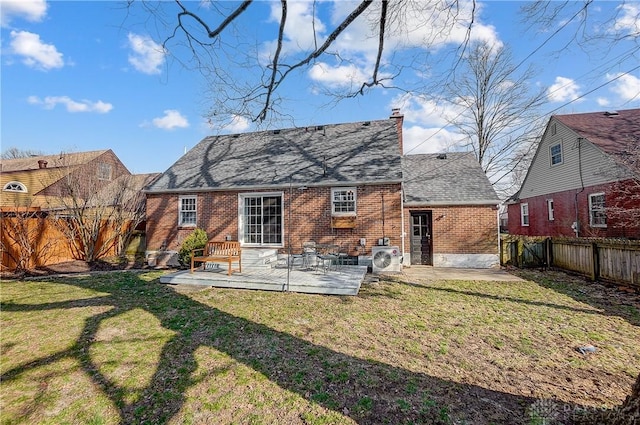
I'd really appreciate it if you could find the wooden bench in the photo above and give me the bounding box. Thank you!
[190,241,242,276]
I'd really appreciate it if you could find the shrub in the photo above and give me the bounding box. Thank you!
[178,228,208,267]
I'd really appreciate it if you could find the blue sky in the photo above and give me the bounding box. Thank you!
[2,1,639,175]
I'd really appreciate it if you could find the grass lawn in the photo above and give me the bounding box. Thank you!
[1,268,638,424]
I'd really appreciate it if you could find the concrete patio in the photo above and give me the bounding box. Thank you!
[160,264,368,296]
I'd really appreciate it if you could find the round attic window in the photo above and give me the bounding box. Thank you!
[3,181,28,193]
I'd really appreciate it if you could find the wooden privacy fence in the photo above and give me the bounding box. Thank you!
[501,235,640,289]
[1,216,145,271]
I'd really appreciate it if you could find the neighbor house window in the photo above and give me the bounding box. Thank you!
[331,187,356,215]
[240,193,283,246]
[521,203,529,226]
[179,196,197,226]
[550,143,563,166]
[589,193,607,227]
[3,181,27,192]
[97,162,113,180]
[547,199,554,221]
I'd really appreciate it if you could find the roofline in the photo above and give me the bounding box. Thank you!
[144,179,404,194]
[404,200,500,207]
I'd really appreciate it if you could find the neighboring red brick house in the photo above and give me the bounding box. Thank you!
[145,111,500,269]
[507,109,640,238]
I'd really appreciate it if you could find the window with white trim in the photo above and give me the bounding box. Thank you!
[521,203,529,226]
[3,181,27,192]
[97,162,112,180]
[547,199,554,221]
[589,193,606,227]
[178,196,197,226]
[549,143,562,166]
[331,187,356,215]
[240,193,283,246]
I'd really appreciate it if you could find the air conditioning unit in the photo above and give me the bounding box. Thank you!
[372,246,402,273]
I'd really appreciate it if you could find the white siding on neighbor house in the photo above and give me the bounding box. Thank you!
[519,118,631,199]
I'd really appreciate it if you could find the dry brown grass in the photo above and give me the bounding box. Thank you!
[1,268,638,424]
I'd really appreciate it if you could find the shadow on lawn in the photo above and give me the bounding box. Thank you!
[511,269,640,327]
[2,272,574,424]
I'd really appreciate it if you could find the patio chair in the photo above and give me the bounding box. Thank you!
[290,241,316,269]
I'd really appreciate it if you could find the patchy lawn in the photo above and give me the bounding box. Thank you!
[1,268,638,424]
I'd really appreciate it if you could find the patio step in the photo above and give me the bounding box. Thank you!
[241,248,279,270]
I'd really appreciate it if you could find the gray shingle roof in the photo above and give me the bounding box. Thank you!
[146,119,403,192]
[402,152,499,205]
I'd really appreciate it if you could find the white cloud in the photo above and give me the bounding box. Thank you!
[597,97,610,107]
[547,76,582,102]
[390,93,459,128]
[152,109,189,130]
[607,72,640,102]
[268,1,326,53]
[331,1,501,57]
[612,3,640,34]
[27,95,113,113]
[308,62,370,88]
[403,125,459,155]
[9,30,63,70]
[222,115,250,133]
[1,0,47,27]
[127,33,165,75]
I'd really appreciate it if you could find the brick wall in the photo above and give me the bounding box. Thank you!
[403,205,498,255]
[507,179,640,238]
[146,183,403,255]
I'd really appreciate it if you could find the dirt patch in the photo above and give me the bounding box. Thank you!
[1,258,151,280]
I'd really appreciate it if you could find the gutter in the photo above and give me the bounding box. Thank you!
[403,200,501,207]
[144,179,405,195]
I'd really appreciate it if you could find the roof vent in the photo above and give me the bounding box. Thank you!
[363,121,371,126]
[316,125,324,131]
[38,160,48,169]
[273,129,281,134]
[437,153,447,160]
[604,111,619,117]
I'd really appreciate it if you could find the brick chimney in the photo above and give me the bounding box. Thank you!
[38,160,48,169]
[390,108,404,154]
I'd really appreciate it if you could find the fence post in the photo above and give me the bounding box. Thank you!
[545,238,552,268]
[590,242,599,281]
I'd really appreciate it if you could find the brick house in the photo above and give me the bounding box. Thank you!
[1,150,158,269]
[507,108,640,238]
[145,111,500,269]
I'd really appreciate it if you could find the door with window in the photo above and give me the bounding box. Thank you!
[241,194,283,246]
[410,211,433,265]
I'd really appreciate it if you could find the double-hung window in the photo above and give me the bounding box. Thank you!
[589,193,606,227]
[521,203,529,226]
[179,196,197,226]
[331,187,356,215]
[550,143,562,166]
[547,199,554,221]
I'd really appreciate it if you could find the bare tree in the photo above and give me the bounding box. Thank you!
[45,163,151,263]
[439,41,547,198]
[605,134,640,237]
[1,147,45,159]
[0,205,55,273]
[129,0,479,125]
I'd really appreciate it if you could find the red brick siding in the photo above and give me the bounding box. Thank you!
[146,183,403,255]
[402,205,498,255]
[507,179,640,238]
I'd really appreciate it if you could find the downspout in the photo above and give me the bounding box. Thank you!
[574,137,585,237]
[381,193,385,238]
[400,187,406,263]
